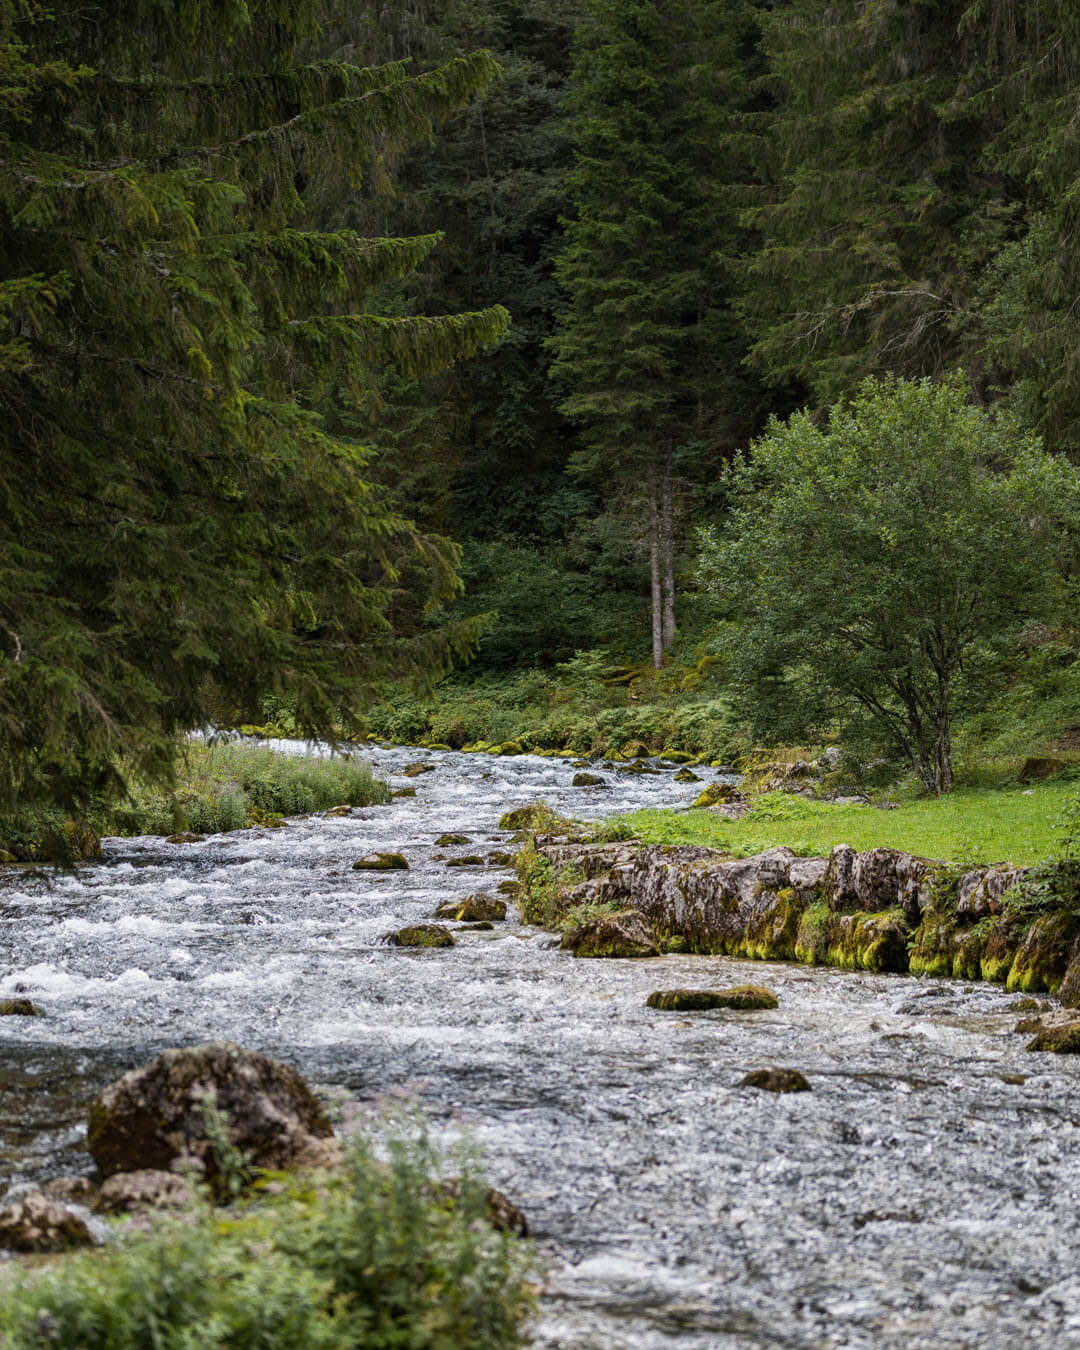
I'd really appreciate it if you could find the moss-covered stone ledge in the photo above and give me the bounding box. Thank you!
[528,836,1080,1001]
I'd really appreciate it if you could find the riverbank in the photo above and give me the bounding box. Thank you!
[522,828,1080,1003]
[0,742,389,861]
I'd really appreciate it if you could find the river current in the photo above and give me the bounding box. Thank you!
[2,743,1080,1348]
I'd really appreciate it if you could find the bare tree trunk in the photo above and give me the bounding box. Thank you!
[648,462,663,669]
[661,443,675,653]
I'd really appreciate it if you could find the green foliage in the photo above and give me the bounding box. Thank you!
[0,1121,534,1349]
[0,0,508,822]
[699,376,1080,792]
[513,837,583,927]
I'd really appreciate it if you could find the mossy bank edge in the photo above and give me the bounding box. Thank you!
[518,831,1080,1001]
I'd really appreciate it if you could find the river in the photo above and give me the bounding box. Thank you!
[2,743,1080,1348]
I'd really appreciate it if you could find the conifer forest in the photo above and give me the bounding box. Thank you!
[5,4,1080,1348]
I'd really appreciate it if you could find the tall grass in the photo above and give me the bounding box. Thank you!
[110,742,390,836]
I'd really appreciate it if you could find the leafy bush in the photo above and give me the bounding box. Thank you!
[0,1122,534,1350]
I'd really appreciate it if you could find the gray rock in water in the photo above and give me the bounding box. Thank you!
[740,1067,811,1094]
[86,1041,339,1185]
[0,1192,95,1252]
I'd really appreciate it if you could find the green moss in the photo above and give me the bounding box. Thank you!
[435,833,471,847]
[353,852,408,871]
[909,913,960,977]
[1006,911,1080,994]
[646,984,777,1011]
[393,925,455,949]
[795,900,835,965]
[1026,1022,1080,1053]
[743,886,804,962]
[822,910,909,973]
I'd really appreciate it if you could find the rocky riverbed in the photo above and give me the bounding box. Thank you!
[3,744,1080,1347]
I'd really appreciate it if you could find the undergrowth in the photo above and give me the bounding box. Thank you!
[0,1119,534,1349]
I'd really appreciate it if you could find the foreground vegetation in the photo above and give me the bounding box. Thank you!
[0,1125,534,1350]
[0,743,389,860]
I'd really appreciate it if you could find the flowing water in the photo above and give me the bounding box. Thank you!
[2,744,1080,1348]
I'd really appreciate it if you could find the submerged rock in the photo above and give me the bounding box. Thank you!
[740,1067,811,1094]
[445,855,485,867]
[434,893,507,922]
[98,1169,196,1214]
[391,787,416,799]
[0,1193,96,1252]
[402,762,436,777]
[86,1041,337,1183]
[561,910,659,959]
[0,997,41,1016]
[435,833,471,847]
[353,852,409,871]
[646,985,778,1011]
[394,924,455,949]
[166,832,204,845]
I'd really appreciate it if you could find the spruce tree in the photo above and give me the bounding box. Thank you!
[0,0,508,815]
[547,0,756,666]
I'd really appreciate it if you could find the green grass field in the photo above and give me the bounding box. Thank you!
[613,779,1078,867]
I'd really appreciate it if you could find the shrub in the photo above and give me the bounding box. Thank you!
[0,1121,534,1349]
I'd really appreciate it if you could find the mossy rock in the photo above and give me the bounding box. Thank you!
[572,772,606,787]
[435,833,471,847]
[323,805,352,818]
[617,762,661,776]
[660,935,688,954]
[402,762,436,778]
[393,924,455,949]
[744,887,804,962]
[673,768,701,783]
[434,894,507,922]
[690,782,742,809]
[794,901,836,966]
[390,787,417,799]
[461,742,488,753]
[494,742,524,756]
[1007,911,1080,994]
[165,832,204,845]
[622,741,650,759]
[0,998,41,1016]
[456,921,495,932]
[1026,1022,1080,1053]
[1009,996,1052,1013]
[426,742,453,752]
[497,880,521,896]
[498,805,544,830]
[605,750,628,763]
[487,851,513,865]
[660,749,694,764]
[909,914,960,978]
[571,759,592,768]
[445,855,485,867]
[353,852,409,871]
[831,911,910,973]
[646,984,778,1012]
[740,1067,811,1093]
[561,910,659,959]
[0,849,17,864]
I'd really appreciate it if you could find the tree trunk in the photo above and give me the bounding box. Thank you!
[648,462,663,669]
[661,444,675,653]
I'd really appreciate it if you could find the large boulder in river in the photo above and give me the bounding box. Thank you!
[86,1042,337,1182]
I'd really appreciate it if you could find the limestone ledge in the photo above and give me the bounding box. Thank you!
[533,836,1080,1003]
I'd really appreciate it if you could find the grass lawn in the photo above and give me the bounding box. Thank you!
[613,779,1078,868]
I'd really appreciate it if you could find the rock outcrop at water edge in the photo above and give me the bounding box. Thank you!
[0,1193,95,1252]
[532,836,1080,999]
